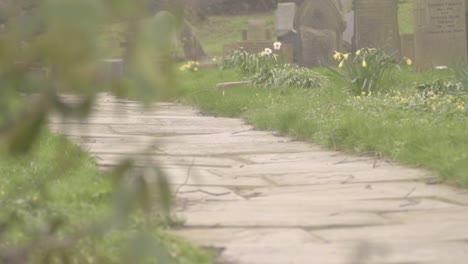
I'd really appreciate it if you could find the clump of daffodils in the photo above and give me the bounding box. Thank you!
[330,48,398,96]
[179,60,200,72]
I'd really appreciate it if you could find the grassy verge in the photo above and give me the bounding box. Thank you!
[0,130,214,263]
[175,68,468,186]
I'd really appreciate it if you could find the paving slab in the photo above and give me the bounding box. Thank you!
[52,93,468,264]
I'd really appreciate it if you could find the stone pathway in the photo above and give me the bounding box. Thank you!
[50,94,468,264]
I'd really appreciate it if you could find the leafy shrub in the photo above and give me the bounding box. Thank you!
[251,65,328,89]
[222,47,280,75]
[223,45,327,89]
[329,48,407,95]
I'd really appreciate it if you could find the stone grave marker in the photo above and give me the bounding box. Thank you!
[242,20,272,41]
[294,0,345,67]
[275,2,297,63]
[223,18,294,62]
[224,19,272,57]
[300,27,338,67]
[354,0,401,57]
[276,3,296,38]
[414,0,467,69]
[343,10,354,47]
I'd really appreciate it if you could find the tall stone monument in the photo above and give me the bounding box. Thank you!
[354,0,401,57]
[414,0,467,68]
[294,0,345,67]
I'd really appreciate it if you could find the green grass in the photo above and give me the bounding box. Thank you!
[174,68,468,186]
[0,130,214,263]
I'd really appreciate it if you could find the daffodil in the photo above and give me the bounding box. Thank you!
[406,58,412,66]
[273,41,282,50]
[355,49,361,56]
[338,60,345,68]
[362,59,367,68]
[343,53,350,60]
[333,51,341,61]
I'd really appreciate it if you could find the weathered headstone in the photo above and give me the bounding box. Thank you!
[354,0,401,57]
[275,3,297,63]
[343,10,354,46]
[181,23,206,61]
[300,27,337,66]
[224,19,283,60]
[414,0,467,68]
[294,0,345,67]
[276,3,297,38]
[243,20,272,41]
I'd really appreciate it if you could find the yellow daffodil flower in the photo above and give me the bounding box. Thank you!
[338,60,345,68]
[343,53,350,60]
[333,51,341,61]
[355,49,362,56]
[406,58,412,66]
[362,59,367,68]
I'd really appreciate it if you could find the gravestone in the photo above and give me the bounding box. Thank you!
[300,27,337,66]
[276,2,297,38]
[294,0,345,67]
[354,0,401,57]
[343,10,354,46]
[243,20,272,41]
[275,3,297,63]
[223,20,274,59]
[414,0,467,68]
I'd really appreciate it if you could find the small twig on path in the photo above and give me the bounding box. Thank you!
[178,189,231,196]
[232,129,251,135]
[404,187,416,198]
[175,159,195,196]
